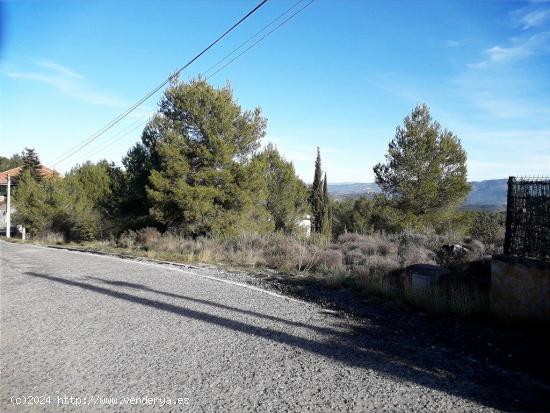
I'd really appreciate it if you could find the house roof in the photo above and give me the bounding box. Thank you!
[0,165,56,185]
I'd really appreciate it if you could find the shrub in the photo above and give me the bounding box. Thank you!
[344,248,367,265]
[136,227,161,250]
[462,237,486,259]
[317,248,343,267]
[470,211,505,245]
[117,230,137,249]
[337,232,370,243]
[324,266,348,289]
[376,238,398,256]
[222,235,266,267]
[262,236,301,272]
[42,231,65,244]
[351,256,401,297]
[399,244,437,267]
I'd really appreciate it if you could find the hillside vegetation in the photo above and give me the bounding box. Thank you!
[7,79,507,316]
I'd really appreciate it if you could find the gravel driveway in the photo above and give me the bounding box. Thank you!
[1,241,547,412]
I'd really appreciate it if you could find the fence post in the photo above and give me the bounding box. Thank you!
[503,176,515,256]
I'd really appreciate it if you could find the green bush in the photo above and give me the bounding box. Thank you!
[469,211,505,247]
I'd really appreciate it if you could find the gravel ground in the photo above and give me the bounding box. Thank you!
[1,241,548,412]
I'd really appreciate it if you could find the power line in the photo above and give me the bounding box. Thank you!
[206,0,315,80]
[60,0,315,167]
[72,110,157,165]
[202,0,308,78]
[51,0,269,168]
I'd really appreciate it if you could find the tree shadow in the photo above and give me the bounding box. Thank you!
[24,271,550,412]
[84,276,340,335]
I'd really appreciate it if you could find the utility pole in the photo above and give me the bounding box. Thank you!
[6,174,11,238]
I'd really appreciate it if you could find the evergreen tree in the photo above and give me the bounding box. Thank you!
[20,148,42,181]
[321,172,332,237]
[308,148,324,233]
[256,144,308,232]
[373,103,470,216]
[13,169,102,240]
[146,78,270,236]
[0,153,23,171]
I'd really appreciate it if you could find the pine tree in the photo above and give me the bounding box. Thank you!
[20,148,42,181]
[145,78,270,236]
[308,148,324,233]
[256,144,308,232]
[373,103,470,215]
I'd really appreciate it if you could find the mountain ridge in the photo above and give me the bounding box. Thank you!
[328,179,508,210]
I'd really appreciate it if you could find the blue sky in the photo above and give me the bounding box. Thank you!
[1,0,549,183]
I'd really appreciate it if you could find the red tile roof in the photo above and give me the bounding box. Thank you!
[0,166,56,185]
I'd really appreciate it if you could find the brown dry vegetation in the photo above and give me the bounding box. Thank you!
[33,228,492,317]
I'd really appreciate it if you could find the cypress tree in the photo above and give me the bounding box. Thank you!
[321,172,332,237]
[308,148,324,233]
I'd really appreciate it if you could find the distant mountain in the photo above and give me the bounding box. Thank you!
[328,179,507,210]
[464,179,507,208]
[327,183,380,198]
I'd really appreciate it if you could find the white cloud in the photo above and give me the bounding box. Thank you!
[30,59,84,79]
[516,8,550,30]
[6,60,127,108]
[469,31,550,68]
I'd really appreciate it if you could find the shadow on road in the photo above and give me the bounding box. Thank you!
[85,276,340,335]
[25,271,550,412]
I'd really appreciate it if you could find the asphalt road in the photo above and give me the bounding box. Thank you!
[0,241,546,412]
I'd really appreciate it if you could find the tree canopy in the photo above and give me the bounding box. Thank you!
[0,153,23,172]
[255,143,308,233]
[373,103,470,215]
[308,148,331,236]
[20,147,42,181]
[145,78,270,236]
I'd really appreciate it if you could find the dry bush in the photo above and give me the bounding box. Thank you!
[366,255,401,277]
[344,248,367,265]
[342,240,378,256]
[324,266,348,289]
[155,234,185,253]
[223,242,265,267]
[339,233,398,257]
[151,234,211,262]
[136,227,161,250]
[316,248,343,269]
[462,237,486,259]
[262,235,301,272]
[295,242,320,272]
[389,228,462,253]
[388,229,431,250]
[42,231,65,244]
[351,256,401,297]
[399,244,437,267]
[377,239,398,256]
[337,233,370,243]
[225,233,267,252]
[117,230,137,249]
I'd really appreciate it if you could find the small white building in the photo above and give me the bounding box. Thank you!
[297,214,311,238]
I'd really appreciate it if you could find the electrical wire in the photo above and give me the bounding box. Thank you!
[51,0,269,168]
[62,0,315,167]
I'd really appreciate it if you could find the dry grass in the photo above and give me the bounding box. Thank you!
[323,266,348,289]
[41,231,65,245]
[29,229,491,318]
